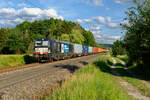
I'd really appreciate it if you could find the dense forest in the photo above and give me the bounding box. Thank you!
[0,18,98,54]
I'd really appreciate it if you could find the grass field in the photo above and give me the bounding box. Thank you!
[0,54,35,69]
[41,55,134,100]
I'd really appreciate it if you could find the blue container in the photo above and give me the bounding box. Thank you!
[82,45,88,53]
[64,44,69,53]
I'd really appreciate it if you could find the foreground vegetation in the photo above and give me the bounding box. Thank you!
[41,55,134,100]
[114,56,150,97]
[122,0,150,71]
[0,55,35,69]
[111,0,150,72]
[117,55,150,81]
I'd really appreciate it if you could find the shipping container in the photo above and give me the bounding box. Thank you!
[98,48,102,53]
[92,47,97,53]
[60,42,69,53]
[73,44,82,54]
[82,45,88,53]
[69,43,74,53]
[103,49,107,53]
[96,47,98,53]
[64,44,69,53]
[88,47,92,53]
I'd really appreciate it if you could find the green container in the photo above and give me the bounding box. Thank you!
[88,47,92,53]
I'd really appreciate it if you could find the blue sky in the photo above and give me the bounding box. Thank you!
[0,0,134,44]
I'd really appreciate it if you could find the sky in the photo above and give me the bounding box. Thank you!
[0,0,134,44]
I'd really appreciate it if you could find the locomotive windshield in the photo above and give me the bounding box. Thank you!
[35,40,49,47]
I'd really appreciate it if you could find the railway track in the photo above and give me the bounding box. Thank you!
[0,54,102,100]
[0,55,88,89]
[0,54,103,74]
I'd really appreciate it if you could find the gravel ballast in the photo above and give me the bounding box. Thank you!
[0,54,101,100]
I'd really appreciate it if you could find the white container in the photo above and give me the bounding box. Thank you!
[73,44,82,54]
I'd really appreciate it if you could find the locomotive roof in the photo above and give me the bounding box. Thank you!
[55,40,73,44]
[36,37,50,41]
[36,37,73,44]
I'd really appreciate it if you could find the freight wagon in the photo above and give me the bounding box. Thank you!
[34,37,107,62]
[82,45,88,55]
[73,44,82,56]
[88,46,93,54]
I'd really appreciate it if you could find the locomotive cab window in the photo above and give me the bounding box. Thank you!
[35,41,49,47]
[42,41,48,46]
[35,41,42,46]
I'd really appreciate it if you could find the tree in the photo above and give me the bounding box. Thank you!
[122,0,150,70]
[0,28,10,53]
[112,40,126,56]
[6,33,25,54]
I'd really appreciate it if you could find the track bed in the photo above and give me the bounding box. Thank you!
[0,54,102,100]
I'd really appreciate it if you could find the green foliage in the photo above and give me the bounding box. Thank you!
[122,0,150,70]
[0,28,10,52]
[0,18,97,54]
[42,55,134,100]
[112,40,126,56]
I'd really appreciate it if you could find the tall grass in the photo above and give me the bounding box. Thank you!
[42,55,134,100]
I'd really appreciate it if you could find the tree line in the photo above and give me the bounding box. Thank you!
[112,0,150,71]
[0,18,98,54]
[111,40,126,56]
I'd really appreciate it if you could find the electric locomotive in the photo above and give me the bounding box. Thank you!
[34,37,73,62]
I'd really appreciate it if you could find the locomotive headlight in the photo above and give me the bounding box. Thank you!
[35,48,49,54]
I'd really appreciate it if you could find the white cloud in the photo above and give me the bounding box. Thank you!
[107,22,119,28]
[93,16,105,24]
[92,30,101,34]
[96,34,103,39]
[93,0,103,6]
[75,16,120,28]
[94,32,121,44]
[106,7,110,11]
[75,16,105,24]
[107,17,111,22]
[96,35,121,44]
[17,3,27,7]
[103,35,121,40]
[121,20,129,25]
[113,0,133,4]
[75,19,83,23]
[81,0,103,6]
[0,7,63,27]
[83,19,94,23]
[86,24,121,44]
[91,25,101,31]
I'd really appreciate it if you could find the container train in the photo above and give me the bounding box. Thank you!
[34,37,108,62]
